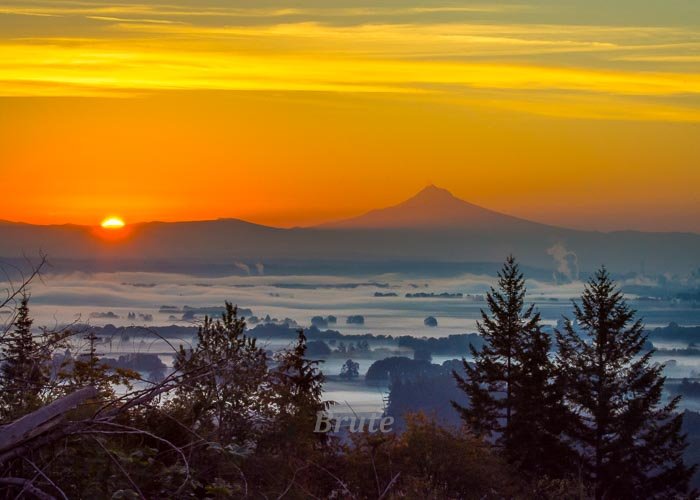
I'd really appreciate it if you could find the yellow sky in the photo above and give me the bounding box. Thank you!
[0,1,698,231]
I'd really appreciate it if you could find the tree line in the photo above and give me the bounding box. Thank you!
[453,256,694,498]
[0,257,696,498]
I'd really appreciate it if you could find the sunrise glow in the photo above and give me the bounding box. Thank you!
[101,216,125,229]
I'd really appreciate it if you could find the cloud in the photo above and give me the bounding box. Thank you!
[0,2,698,121]
[86,16,183,25]
[0,2,528,21]
[1,39,698,115]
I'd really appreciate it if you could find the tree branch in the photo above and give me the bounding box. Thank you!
[0,477,55,500]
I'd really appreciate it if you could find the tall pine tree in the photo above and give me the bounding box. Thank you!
[556,268,695,498]
[509,314,574,479]
[452,256,567,476]
[0,295,47,421]
[270,329,331,450]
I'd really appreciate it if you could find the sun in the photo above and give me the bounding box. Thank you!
[101,216,126,229]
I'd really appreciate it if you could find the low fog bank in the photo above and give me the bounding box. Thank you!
[12,268,699,336]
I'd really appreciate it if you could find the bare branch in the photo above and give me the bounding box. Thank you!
[77,421,190,495]
[307,460,354,498]
[0,477,55,500]
[23,458,68,500]
[0,254,48,337]
[377,473,401,500]
[0,254,47,310]
[277,463,310,499]
[92,437,146,500]
[0,387,98,456]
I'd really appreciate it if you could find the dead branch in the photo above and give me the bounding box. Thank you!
[77,420,190,495]
[377,473,400,500]
[277,463,310,499]
[0,254,48,337]
[0,477,56,500]
[0,254,47,311]
[23,457,68,500]
[307,460,354,498]
[92,436,146,500]
[0,386,98,456]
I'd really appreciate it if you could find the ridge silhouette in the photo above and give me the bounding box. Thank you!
[319,185,535,229]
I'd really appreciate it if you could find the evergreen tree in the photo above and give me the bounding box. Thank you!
[509,316,574,479]
[270,329,331,449]
[61,331,136,400]
[171,302,270,444]
[452,256,566,475]
[556,268,695,498]
[0,295,47,421]
[243,329,333,496]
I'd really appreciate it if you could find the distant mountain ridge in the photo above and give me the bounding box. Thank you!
[0,186,698,276]
[319,185,552,230]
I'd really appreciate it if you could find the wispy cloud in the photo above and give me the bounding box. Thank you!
[0,1,698,121]
[0,2,528,20]
[86,15,183,25]
[1,40,697,96]
[614,55,700,63]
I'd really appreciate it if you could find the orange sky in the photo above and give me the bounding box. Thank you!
[0,1,698,232]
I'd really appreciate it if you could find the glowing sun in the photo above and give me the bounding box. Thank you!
[101,216,126,229]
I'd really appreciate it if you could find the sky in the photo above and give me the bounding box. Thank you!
[0,0,698,232]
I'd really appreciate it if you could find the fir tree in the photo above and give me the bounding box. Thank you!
[61,331,136,400]
[452,256,567,475]
[509,316,574,478]
[172,302,270,443]
[556,268,695,498]
[0,295,47,421]
[271,329,331,449]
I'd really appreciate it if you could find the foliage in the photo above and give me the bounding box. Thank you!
[339,358,360,379]
[365,356,436,384]
[452,256,570,478]
[59,331,138,400]
[387,372,465,430]
[170,302,271,444]
[556,267,696,498]
[0,262,697,499]
[341,412,521,498]
[0,296,48,421]
[305,339,331,356]
[268,328,331,450]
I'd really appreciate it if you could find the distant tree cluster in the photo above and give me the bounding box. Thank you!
[397,332,484,355]
[339,359,360,380]
[673,379,700,398]
[333,339,369,355]
[346,314,365,325]
[310,315,337,328]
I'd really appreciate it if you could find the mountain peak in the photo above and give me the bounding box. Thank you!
[319,185,533,229]
[417,184,451,195]
[403,185,459,206]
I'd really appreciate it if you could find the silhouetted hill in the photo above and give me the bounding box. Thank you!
[319,185,553,230]
[0,187,698,275]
